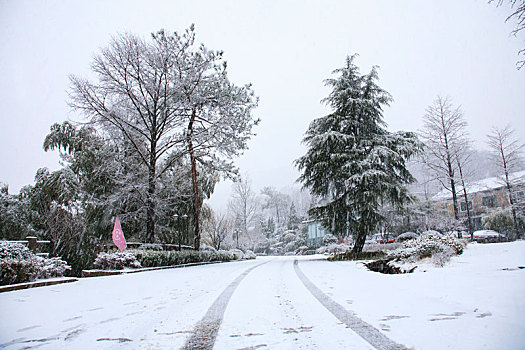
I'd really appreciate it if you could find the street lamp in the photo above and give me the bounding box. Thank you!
[174,213,189,251]
[233,229,240,248]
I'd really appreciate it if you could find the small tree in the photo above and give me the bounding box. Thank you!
[483,209,516,235]
[228,175,259,247]
[203,211,232,250]
[487,125,525,239]
[296,55,421,253]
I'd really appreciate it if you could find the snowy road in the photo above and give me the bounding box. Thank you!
[1,242,525,349]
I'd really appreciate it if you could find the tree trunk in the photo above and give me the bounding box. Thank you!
[504,170,520,240]
[188,108,201,250]
[457,158,473,239]
[447,157,459,221]
[352,231,367,253]
[146,165,156,243]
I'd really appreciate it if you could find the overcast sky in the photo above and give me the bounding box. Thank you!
[1,0,524,211]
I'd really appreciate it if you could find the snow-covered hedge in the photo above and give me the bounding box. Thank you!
[138,243,164,251]
[132,249,234,268]
[93,251,142,270]
[0,241,71,285]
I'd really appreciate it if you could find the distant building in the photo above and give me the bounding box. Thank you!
[431,171,525,229]
[304,220,330,246]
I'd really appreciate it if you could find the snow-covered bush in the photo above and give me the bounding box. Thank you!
[36,256,71,279]
[244,250,256,259]
[316,243,351,254]
[0,241,40,285]
[0,258,40,285]
[200,244,218,253]
[0,241,34,260]
[229,249,245,260]
[322,234,338,245]
[294,245,310,255]
[421,230,442,237]
[483,209,515,236]
[387,233,466,266]
[395,232,418,242]
[217,249,234,260]
[93,251,142,270]
[431,245,456,267]
[283,232,297,243]
[0,241,72,284]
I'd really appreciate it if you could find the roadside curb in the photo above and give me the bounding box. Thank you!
[81,260,225,277]
[0,278,78,293]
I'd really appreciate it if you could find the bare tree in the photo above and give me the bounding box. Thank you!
[420,96,470,237]
[228,175,258,248]
[203,210,232,250]
[487,125,525,238]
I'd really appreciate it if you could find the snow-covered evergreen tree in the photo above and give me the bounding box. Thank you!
[295,55,421,253]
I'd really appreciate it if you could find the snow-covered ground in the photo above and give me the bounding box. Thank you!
[300,241,525,350]
[1,241,524,349]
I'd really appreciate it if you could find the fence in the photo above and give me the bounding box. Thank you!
[5,236,51,257]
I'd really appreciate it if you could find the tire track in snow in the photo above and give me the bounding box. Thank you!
[293,259,407,350]
[181,261,269,350]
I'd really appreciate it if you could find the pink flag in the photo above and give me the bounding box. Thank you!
[112,217,127,251]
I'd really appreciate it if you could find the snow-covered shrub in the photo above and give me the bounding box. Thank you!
[421,230,442,237]
[217,249,234,260]
[36,256,71,279]
[138,243,164,251]
[283,232,297,243]
[431,245,456,267]
[483,209,515,236]
[387,233,466,266]
[0,258,40,285]
[322,234,338,245]
[93,251,142,270]
[294,245,310,255]
[200,244,217,253]
[284,241,299,253]
[0,241,34,260]
[395,232,418,242]
[316,243,351,254]
[0,241,40,285]
[0,241,73,284]
[229,249,245,260]
[244,250,256,259]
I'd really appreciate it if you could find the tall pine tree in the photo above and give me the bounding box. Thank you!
[295,55,421,253]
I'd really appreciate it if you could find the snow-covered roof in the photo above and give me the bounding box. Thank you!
[431,170,525,201]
